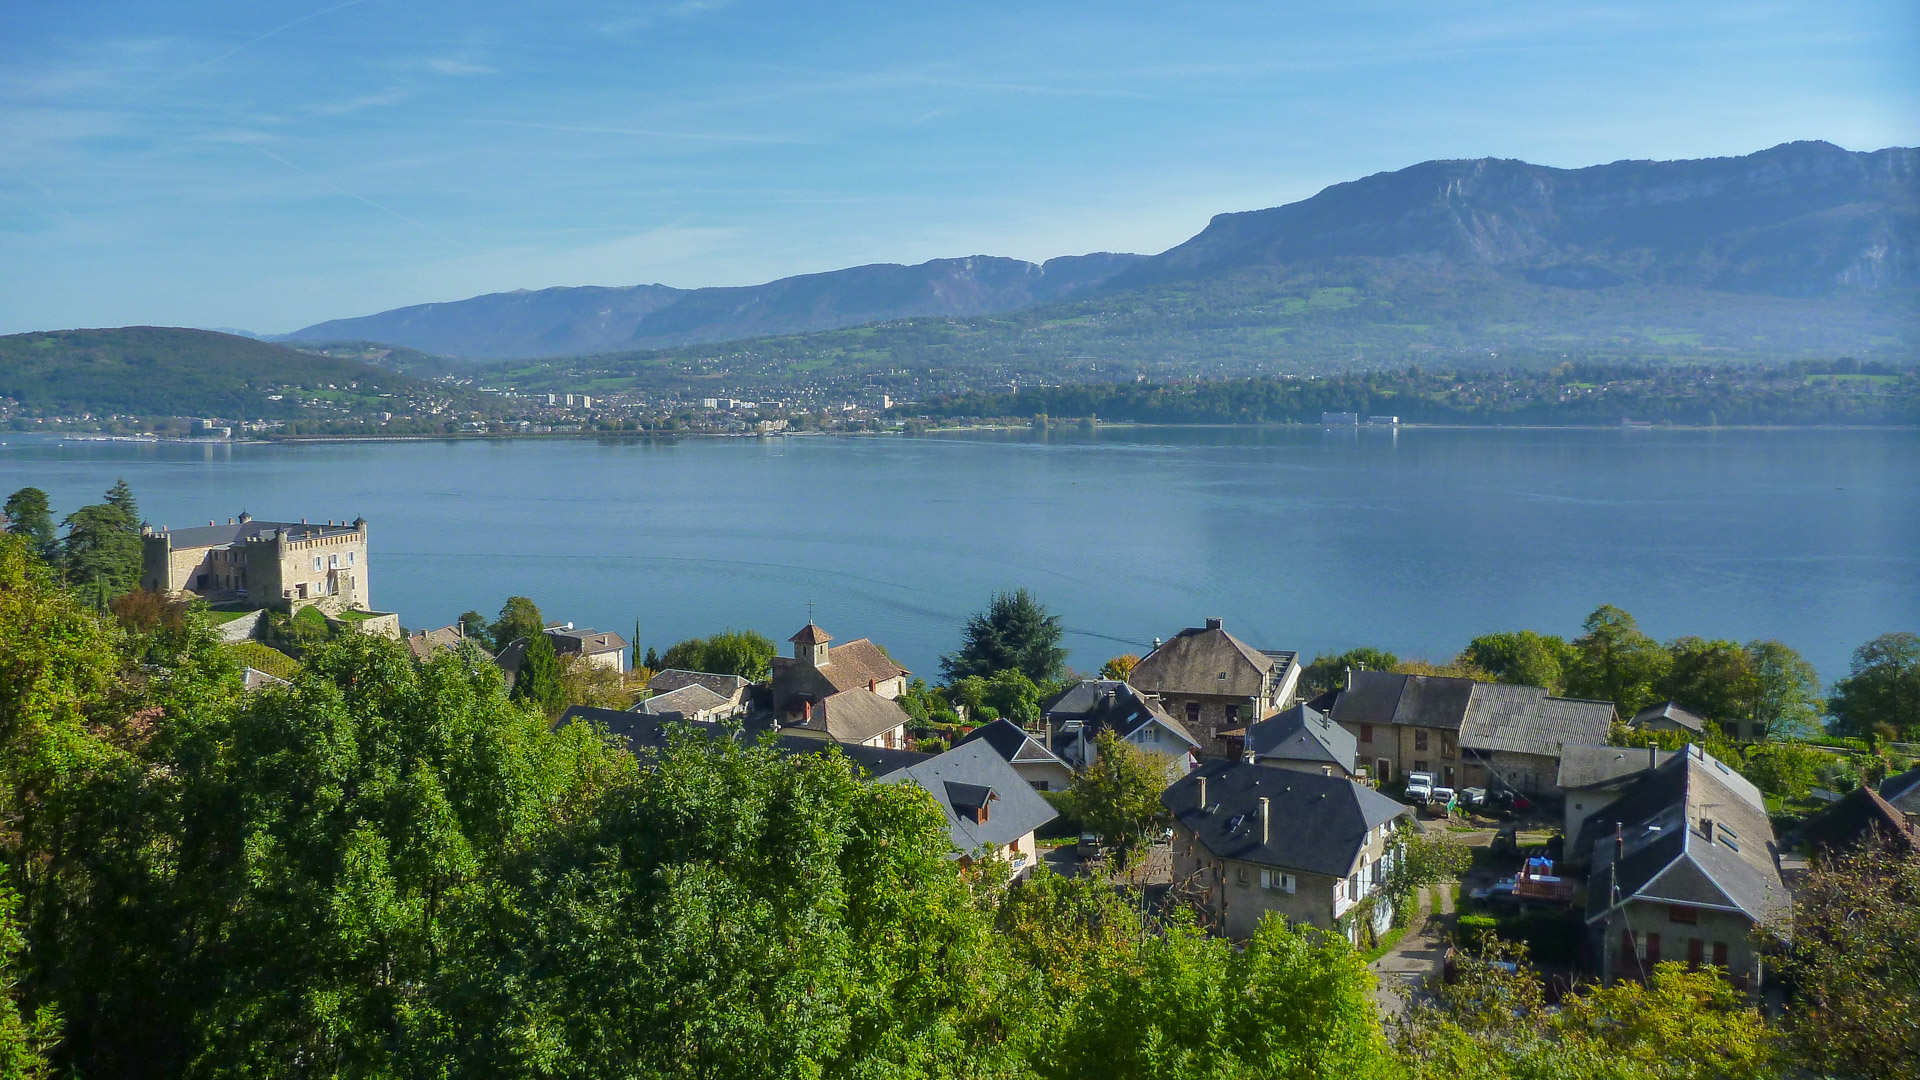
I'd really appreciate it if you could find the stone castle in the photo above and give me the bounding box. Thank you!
[141,513,371,614]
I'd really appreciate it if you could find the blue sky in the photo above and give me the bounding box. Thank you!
[2,0,1915,336]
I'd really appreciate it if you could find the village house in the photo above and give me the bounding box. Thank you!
[1557,744,1680,844]
[647,669,750,715]
[954,717,1075,792]
[633,682,739,723]
[1803,783,1919,855]
[770,621,909,713]
[1243,703,1356,778]
[140,513,370,613]
[1629,700,1709,739]
[556,707,1055,878]
[1045,679,1200,786]
[1126,618,1300,756]
[1577,745,1786,991]
[495,624,630,682]
[405,623,494,662]
[1319,670,1615,797]
[1164,760,1413,944]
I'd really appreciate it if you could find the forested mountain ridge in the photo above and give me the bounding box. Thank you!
[1108,141,1917,297]
[0,327,439,418]
[285,252,1143,360]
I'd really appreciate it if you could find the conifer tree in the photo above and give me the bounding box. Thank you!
[512,629,565,717]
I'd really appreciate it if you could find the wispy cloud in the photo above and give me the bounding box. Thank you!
[496,119,821,146]
[423,56,497,77]
[164,0,382,84]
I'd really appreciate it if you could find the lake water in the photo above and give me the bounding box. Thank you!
[3,426,1915,684]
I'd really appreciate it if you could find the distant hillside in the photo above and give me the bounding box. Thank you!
[0,327,432,418]
[285,253,1142,360]
[1109,140,1917,297]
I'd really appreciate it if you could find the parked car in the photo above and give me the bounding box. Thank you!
[1429,786,1457,816]
[1458,786,1488,809]
[1405,772,1434,803]
[1491,823,1520,857]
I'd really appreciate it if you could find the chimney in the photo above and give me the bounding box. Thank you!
[1259,797,1270,845]
[1153,637,1163,649]
[227,517,235,525]
[1205,617,1223,631]
[803,700,813,724]
[1198,775,1207,809]
[868,678,877,692]
[1614,821,1624,865]
[1700,818,1714,843]
[1323,765,1333,777]
[1345,665,1353,691]
[1648,744,1657,769]
[208,520,215,526]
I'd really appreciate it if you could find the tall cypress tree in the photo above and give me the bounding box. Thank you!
[512,630,565,717]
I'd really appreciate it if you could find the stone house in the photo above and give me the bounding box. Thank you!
[954,717,1075,792]
[1164,761,1412,944]
[141,513,370,613]
[1045,680,1200,787]
[1557,744,1679,846]
[1126,618,1300,756]
[779,688,913,750]
[546,625,629,674]
[1244,703,1356,778]
[634,682,739,723]
[1578,746,1785,991]
[1322,670,1614,796]
[406,624,495,662]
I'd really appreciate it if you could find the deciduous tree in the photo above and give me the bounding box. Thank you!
[660,628,776,680]
[1829,632,1920,740]
[1302,648,1399,697]
[1067,731,1168,867]
[1464,630,1576,694]
[1566,605,1671,716]
[487,595,545,653]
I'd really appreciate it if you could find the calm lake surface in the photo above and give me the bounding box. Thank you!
[3,426,1915,683]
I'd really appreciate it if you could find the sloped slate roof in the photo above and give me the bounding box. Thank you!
[555,706,927,775]
[1631,700,1708,734]
[1461,684,1615,758]
[876,740,1058,852]
[1129,625,1276,698]
[648,668,749,699]
[1325,671,1411,726]
[1045,681,1199,763]
[1581,748,1786,927]
[1879,765,1920,813]
[549,627,627,655]
[636,682,730,718]
[1804,785,1918,854]
[1557,744,1678,791]
[1163,760,1411,878]
[789,622,833,645]
[1246,704,1356,772]
[157,518,352,548]
[956,717,1067,768]
[796,688,911,744]
[406,625,494,662]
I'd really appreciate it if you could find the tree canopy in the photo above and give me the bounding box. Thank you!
[941,588,1067,684]
[1829,632,1920,740]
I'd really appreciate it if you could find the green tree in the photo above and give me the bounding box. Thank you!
[1740,741,1826,798]
[0,883,58,1080]
[512,627,565,717]
[1302,647,1399,697]
[1463,630,1575,694]
[557,650,632,711]
[1772,842,1920,1080]
[659,628,777,680]
[1829,632,1920,740]
[59,493,142,606]
[103,479,137,522]
[1099,654,1140,681]
[1659,636,1756,727]
[1566,605,1672,715]
[1380,829,1471,920]
[1745,639,1823,739]
[2,488,56,562]
[456,609,488,639]
[487,595,545,653]
[1067,731,1168,866]
[941,587,1067,684]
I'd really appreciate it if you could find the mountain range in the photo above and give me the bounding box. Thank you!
[285,141,1917,365]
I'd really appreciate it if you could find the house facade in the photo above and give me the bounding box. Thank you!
[141,513,370,613]
[955,718,1075,792]
[1126,619,1300,757]
[1578,746,1785,991]
[1323,670,1614,796]
[1045,680,1199,786]
[1164,761,1412,943]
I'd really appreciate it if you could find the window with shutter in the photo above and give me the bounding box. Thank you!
[1644,932,1661,964]
[1687,938,1704,966]
[1711,941,1728,967]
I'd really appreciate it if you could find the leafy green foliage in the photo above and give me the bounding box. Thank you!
[1566,605,1672,716]
[486,595,545,654]
[1741,741,1832,798]
[1302,647,1399,697]
[1773,843,1920,1080]
[1745,640,1824,739]
[947,670,1044,727]
[659,628,777,680]
[0,884,58,1080]
[227,641,302,680]
[1381,829,1471,918]
[1066,731,1168,867]
[1829,632,1920,740]
[511,626,565,718]
[58,483,142,606]
[941,588,1067,684]
[1396,945,1781,1080]
[2,489,55,562]
[1464,631,1576,695]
